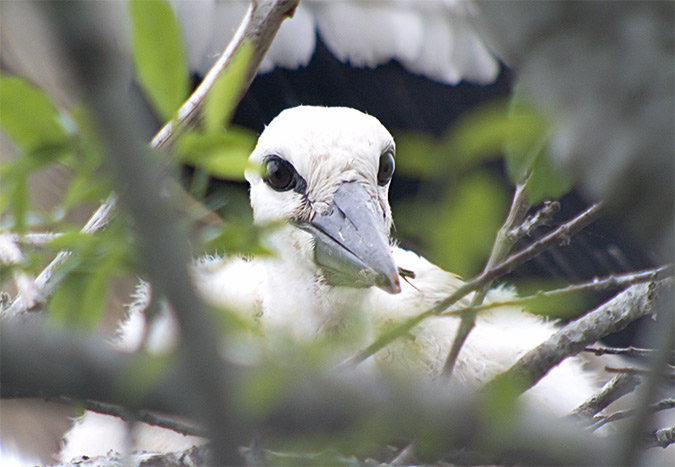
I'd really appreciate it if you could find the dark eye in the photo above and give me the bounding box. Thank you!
[377,150,395,186]
[263,156,300,192]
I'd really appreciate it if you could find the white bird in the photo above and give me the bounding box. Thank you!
[60,106,598,462]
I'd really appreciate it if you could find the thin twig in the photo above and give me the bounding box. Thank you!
[437,264,673,317]
[506,200,560,242]
[569,373,642,420]
[584,345,672,359]
[342,202,605,368]
[51,396,208,437]
[589,399,675,431]
[8,232,64,246]
[604,365,675,381]
[442,182,532,377]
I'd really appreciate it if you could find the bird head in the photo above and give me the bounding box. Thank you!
[246,106,401,294]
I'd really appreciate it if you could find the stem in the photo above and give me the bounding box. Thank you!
[442,182,531,377]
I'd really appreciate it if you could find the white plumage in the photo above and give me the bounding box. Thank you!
[60,106,597,461]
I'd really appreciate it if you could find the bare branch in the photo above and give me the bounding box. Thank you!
[646,427,675,449]
[437,265,673,317]
[584,345,666,359]
[604,365,675,381]
[506,200,560,242]
[484,279,669,396]
[569,373,642,420]
[589,399,675,431]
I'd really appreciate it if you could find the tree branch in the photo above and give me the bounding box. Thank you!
[484,279,670,396]
[589,399,675,431]
[584,345,671,359]
[437,264,673,317]
[0,322,614,466]
[569,373,642,420]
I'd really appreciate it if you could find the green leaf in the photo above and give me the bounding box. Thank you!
[129,0,188,120]
[430,171,509,277]
[176,127,257,180]
[203,43,253,132]
[392,131,444,179]
[503,87,550,184]
[0,75,69,151]
[442,100,511,172]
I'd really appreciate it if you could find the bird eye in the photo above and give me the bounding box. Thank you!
[377,150,395,186]
[263,156,298,192]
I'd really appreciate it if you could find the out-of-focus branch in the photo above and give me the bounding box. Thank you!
[484,279,670,396]
[0,322,613,466]
[49,396,207,438]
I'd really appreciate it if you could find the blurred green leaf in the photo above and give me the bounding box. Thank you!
[1,144,70,232]
[442,100,511,172]
[0,75,69,151]
[176,127,257,180]
[46,222,134,329]
[129,0,188,120]
[393,131,444,179]
[201,220,271,258]
[203,43,253,132]
[503,95,550,184]
[430,171,509,277]
[503,86,574,203]
[526,149,574,205]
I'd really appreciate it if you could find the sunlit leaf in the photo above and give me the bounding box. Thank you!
[203,43,253,132]
[129,0,188,120]
[0,75,69,151]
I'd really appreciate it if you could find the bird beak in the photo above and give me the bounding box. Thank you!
[297,181,401,294]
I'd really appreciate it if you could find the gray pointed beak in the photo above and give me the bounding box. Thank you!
[297,181,401,294]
